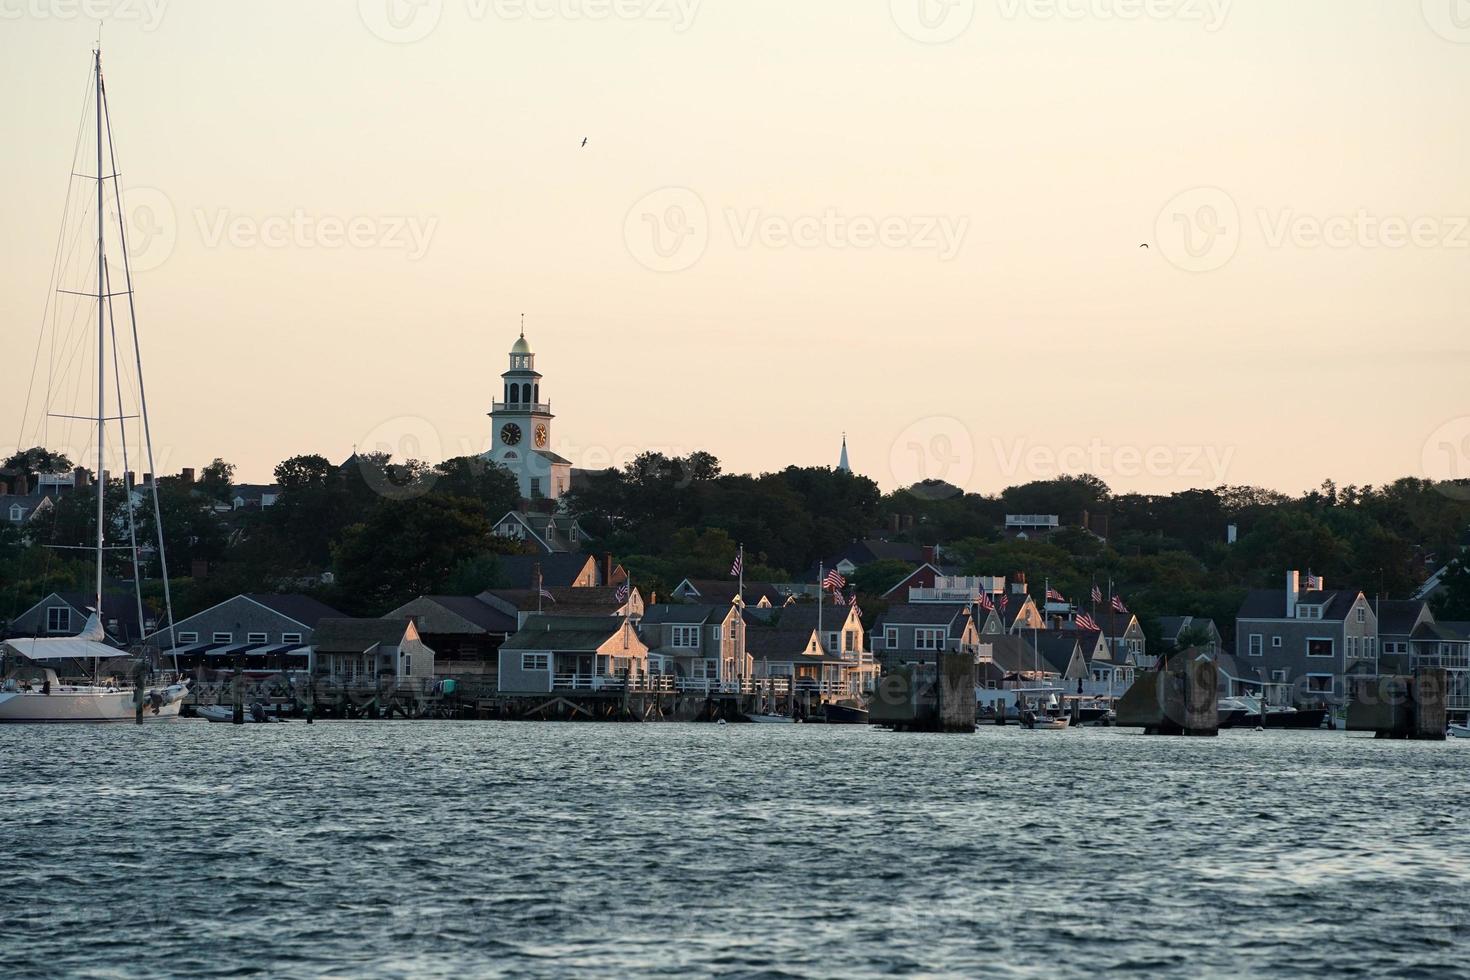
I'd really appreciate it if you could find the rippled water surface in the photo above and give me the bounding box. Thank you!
[2,722,1467,978]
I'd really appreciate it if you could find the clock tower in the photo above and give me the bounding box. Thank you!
[486,326,570,501]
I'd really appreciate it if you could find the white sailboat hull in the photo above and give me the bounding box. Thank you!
[0,685,186,723]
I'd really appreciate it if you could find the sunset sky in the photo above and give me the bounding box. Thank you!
[2,1,1468,495]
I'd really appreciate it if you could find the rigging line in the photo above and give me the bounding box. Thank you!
[17,65,96,462]
[40,188,103,452]
[104,259,148,640]
[102,66,176,658]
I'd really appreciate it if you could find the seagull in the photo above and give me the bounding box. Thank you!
[1140,243,1149,249]
[581,137,588,148]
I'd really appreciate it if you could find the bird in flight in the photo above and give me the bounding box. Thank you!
[581,137,588,148]
[1140,243,1149,249]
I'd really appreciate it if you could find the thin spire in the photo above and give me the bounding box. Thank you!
[520,313,525,339]
[837,433,851,474]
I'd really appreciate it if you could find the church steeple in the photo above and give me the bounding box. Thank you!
[837,433,851,474]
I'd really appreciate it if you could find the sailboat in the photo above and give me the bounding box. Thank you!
[0,48,187,723]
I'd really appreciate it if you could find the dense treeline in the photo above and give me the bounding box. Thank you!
[4,445,1470,650]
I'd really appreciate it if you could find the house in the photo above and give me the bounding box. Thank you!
[1408,620,1470,723]
[901,573,1006,605]
[811,540,929,580]
[383,595,517,684]
[761,602,867,659]
[1373,599,1433,659]
[310,617,436,686]
[976,634,1065,685]
[1235,571,1377,706]
[1004,515,1060,539]
[1157,616,1223,656]
[1091,610,1150,666]
[153,593,345,672]
[879,562,955,599]
[8,590,150,645]
[494,553,624,589]
[871,604,978,668]
[742,621,855,695]
[482,586,643,628]
[975,590,1045,636]
[1213,651,1262,699]
[492,510,590,554]
[230,484,281,510]
[637,604,749,683]
[1,492,54,526]
[497,614,648,693]
[670,579,793,608]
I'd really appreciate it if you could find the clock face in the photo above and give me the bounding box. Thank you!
[501,423,522,447]
[534,423,548,448]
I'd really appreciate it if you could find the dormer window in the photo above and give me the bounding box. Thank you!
[1297,605,1323,620]
[9,505,22,522]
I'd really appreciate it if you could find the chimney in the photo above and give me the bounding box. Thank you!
[125,471,136,489]
[922,545,936,565]
[180,467,195,484]
[74,467,90,489]
[1285,570,1300,618]
[1011,572,1027,596]
[603,552,614,586]
[142,472,153,485]
[14,475,29,496]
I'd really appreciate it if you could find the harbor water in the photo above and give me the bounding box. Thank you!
[2,723,1467,978]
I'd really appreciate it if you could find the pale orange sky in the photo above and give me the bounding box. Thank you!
[3,1,1469,495]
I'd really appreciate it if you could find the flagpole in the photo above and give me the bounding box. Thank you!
[738,543,744,605]
[536,561,543,615]
[817,561,824,650]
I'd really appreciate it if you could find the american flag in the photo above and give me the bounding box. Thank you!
[977,592,994,613]
[832,590,844,605]
[730,551,742,578]
[847,589,858,607]
[999,593,1010,614]
[823,569,847,593]
[615,582,630,603]
[1046,586,1066,603]
[539,587,557,603]
[1111,594,1128,614]
[1305,571,1323,590]
[1091,584,1103,604]
[1075,612,1100,631]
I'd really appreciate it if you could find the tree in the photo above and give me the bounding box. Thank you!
[332,495,496,612]
[198,458,236,502]
[2,447,73,486]
[429,456,520,516]
[1431,559,1470,621]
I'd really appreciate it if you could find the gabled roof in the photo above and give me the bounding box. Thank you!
[674,579,789,606]
[1237,588,1363,622]
[769,603,862,632]
[312,617,414,653]
[638,604,727,627]
[873,603,969,627]
[500,614,632,652]
[743,625,843,662]
[1373,599,1430,637]
[244,594,346,629]
[1089,610,1140,637]
[979,635,1061,675]
[482,586,634,616]
[495,553,600,589]
[1412,621,1470,643]
[384,595,516,635]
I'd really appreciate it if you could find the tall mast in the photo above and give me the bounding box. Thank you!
[93,47,106,619]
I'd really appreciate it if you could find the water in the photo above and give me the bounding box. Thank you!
[1,723,1467,979]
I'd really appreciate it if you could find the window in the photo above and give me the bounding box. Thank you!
[884,627,898,648]
[9,505,23,522]
[1347,636,1357,658]
[1356,607,1367,623]
[1248,634,1263,657]
[46,607,71,633]
[178,632,199,644]
[915,628,946,650]
[281,633,302,645]
[212,632,233,644]
[1306,638,1334,658]
[1271,670,1288,684]
[1305,674,1334,694]
[672,626,700,648]
[1272,636,1282,648]
[247,633,268,645]
[844,630,856,652]
[401,654,412,675]
[1297,606,1322,620]
[711,626,722,643]
[569,526,578,542]
[521,653,549,672]
[728,623,738,641]
[530,478,542,498]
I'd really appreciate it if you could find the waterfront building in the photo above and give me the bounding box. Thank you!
[484,329,572,502]
[1408,620,1470,723]
[637,604,749,683]
[497,614,648,693]
[1090,610,1150,666]
[872,604,979,669]
[1156,616,1223,656]
[1234,571,1376,706]
[310,618,436,686]
[743,623,856,696]
[152,593,345,672]
[383,595,517,686]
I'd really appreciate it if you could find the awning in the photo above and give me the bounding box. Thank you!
[2,636,126,662]
[205,644,254,658]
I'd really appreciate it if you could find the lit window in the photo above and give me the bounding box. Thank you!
[1307,638,1334,658]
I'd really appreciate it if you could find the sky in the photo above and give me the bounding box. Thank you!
[2,0,1469,496]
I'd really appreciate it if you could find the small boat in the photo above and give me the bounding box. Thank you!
[1449,724,1470,739]
[1035,715,1071,730]
[745,713,795,724]
[822,701,869,725]
[196,704,285,724]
